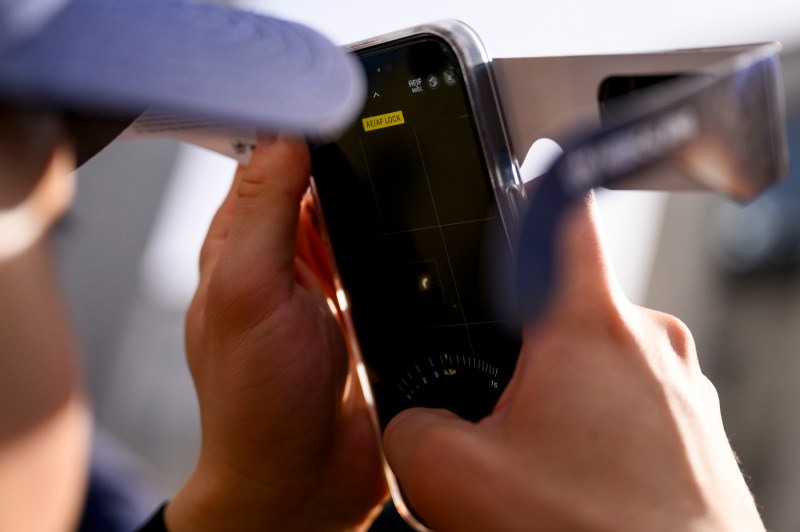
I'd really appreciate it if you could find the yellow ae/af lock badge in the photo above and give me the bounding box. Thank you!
[362,110,405,132]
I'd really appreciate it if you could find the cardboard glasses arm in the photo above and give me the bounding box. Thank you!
[508,43,789,324]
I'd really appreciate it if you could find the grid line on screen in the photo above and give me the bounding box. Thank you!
[411,124,477,359]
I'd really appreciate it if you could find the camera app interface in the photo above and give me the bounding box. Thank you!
[311,37,520,429]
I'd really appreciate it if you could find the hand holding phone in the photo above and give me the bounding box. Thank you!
[381,191,765,532]
[169,140,388,531]
[310,20,785,530]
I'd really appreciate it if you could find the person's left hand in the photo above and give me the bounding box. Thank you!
[166,138,388,531]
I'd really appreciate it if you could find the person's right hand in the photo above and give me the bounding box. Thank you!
[383,194,764,531]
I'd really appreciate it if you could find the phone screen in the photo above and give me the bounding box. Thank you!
[311,35,520,430]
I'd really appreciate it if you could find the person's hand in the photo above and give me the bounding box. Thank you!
[383,194,764,531]
[166,138,387,531]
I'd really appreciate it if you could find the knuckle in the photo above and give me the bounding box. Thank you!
[636,307,698,361]
[236,167,267,200]
[662,314,698,361]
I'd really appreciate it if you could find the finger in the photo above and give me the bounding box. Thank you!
[210,138,311,308]
[383,407,469,476]
[383,408,484,529]
[295,191,335,299]
[198,169,240,278]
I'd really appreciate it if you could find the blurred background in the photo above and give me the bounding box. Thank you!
[51,0,800,530]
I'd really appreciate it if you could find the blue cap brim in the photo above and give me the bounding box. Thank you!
[0,0,366,139]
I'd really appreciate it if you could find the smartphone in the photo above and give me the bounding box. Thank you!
[309,20,524,527]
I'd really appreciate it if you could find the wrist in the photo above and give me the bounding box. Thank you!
[165,460,298,531]
[165,454,370,532]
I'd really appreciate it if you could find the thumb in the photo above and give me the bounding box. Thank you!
[207,138,311,324]
[223,137,310,280]
[383,408,488,530]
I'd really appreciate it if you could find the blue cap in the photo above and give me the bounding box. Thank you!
[0,0,366,138]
